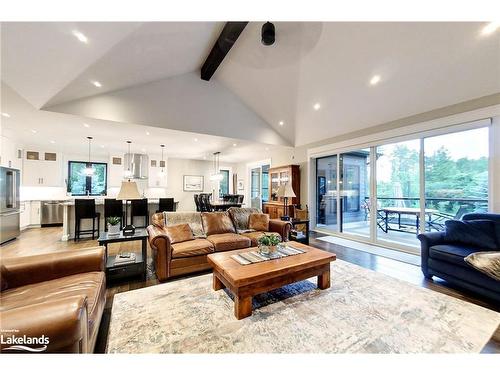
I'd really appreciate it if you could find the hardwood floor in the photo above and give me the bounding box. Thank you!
[1,227,498,353]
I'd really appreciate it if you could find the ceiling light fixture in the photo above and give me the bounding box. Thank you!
[265,147,270,151]
[481,22,500,36]
[210,152,224,181]
[31,129,37,134]
[50,140,56,144]
[123,141,133,178]
[194,138,198,142]
[91,80,102,88]
[100,145,105,148]
[72,30,88,44]
[83,136,95,176]
[313,103,321,111]
[1,112,10,118]
[279,121,284,126]
[83,123,90,128]
[146,131,150,136]
[232,143,237,147]
[370,75,381,86]
[158,144,166,177]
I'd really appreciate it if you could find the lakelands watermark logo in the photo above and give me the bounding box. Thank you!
[1,329,49,352]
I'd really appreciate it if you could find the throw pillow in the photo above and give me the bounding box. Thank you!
[249,213,270,232]
[444,220,498,250]
[165,223,194,244]
[464,252,500,281]
[201,212,236,236]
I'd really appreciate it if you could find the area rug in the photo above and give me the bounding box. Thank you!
[106,259,499,353]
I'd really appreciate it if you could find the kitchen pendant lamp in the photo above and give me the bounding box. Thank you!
[83,136,94,176]
[210,151,223,181]
[158,144,166,177]
[123,140,133,178]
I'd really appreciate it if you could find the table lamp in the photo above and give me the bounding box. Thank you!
[117,180,141,235]
[277,183,296,221]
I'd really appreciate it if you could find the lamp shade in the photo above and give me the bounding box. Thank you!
[276,183,296,198]
[116,181,141,200]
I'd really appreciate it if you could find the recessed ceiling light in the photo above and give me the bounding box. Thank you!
[481,22,500,36]
[194,138,198,142]
[31,129,37,134]
[50,140,55,144]
[279,121,284,126]
[232,143,237,147]
[91,80,102,88]
[369,75,381,86]
[313,103,321,111]
[72,30,88,44]
[203,156,207,160]
[141,148,146,153]
[83,123,90,128]
[146,131,150,136]
[1,112,10,118]
[100,145,105,148]
[265,147,269,151]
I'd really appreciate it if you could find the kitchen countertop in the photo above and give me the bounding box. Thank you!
[60,198,177,206]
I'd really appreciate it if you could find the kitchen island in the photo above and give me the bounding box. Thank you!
[60,198,177,241]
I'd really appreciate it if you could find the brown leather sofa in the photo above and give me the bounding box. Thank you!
[147,208,291,281]
[0,247,106,353]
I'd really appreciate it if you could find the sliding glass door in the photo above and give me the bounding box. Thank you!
[424,127,489,231]
[376,140,420,247]
[314,124,490,252]
[340,149,370,238]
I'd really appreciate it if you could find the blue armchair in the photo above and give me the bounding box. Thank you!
[417,213,500,305]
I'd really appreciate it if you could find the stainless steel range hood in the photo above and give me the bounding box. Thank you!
[123,153,149,180]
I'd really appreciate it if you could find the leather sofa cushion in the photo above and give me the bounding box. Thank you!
[165,212,206,238]
[249,213,270,231]
[228,207,259,231]
[429,244,480,267]
[207,233,251,252]
[165,223,194,244]
[171,239,215,259]
[241,231,282,246]
[202,212,236,236]
[0,271,106,340]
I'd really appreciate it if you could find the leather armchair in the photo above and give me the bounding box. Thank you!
[0,247,106,353]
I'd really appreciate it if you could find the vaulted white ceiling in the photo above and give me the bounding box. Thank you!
[2,22,499,149]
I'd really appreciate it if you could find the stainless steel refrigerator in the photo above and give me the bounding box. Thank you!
[0,166,20,244]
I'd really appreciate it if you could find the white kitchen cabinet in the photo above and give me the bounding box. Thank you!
[148,155,167,188]
[1,136,22,170]
[20,201,31,229]
[30,201,41,226]
[108,155,124,187]
[23,151,62,186]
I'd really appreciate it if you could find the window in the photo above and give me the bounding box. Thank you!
[68,161,107,196]
[219,169,230,197]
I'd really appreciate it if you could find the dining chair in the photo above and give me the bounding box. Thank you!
[158,198,175,212]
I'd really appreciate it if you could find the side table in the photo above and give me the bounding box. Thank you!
[97,229,148,282]
[287,219,310,245]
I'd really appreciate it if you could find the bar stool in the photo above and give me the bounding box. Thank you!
[131,198,149,228]
[104,199,124,230]
[74,199,100,241]
[157,198,175,213]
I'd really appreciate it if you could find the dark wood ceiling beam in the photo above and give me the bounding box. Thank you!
[201,22,248,81]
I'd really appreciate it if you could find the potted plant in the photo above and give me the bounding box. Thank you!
[107,216,121,236]
[257,233,281,255]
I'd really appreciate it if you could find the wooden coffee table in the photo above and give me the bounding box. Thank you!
[207,241,336,319]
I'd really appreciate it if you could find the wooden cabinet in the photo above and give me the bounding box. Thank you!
[262,164,300,219]
[22,150,62,186]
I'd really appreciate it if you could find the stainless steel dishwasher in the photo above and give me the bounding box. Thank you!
[41,200,64,226]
